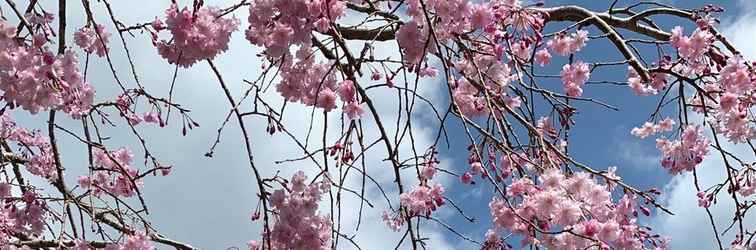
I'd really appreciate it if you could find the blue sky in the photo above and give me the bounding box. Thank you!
[7,0,756,249]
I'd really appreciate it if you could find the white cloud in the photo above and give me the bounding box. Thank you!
[720,2,756,60]
[612,126,661,170]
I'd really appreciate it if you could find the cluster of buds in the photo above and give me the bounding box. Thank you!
[265,112,281,135]
[697,191,713,208]
[328,141,354,165]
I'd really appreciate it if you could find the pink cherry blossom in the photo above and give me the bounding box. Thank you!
[657,125,709,175]
[535,49,551,66]
[249,171,332,250]
[343,101,364,120]
[628,66,669,96]
[399,183,445,217]
[315,88,338,112]
[0,20,95,117]
[396,20,431,66]
[697,191,711,208]
[80,147,145,197]
[115,232,154,250]
[471,3,493,30]
[155,4,239,67]
[371,71,382,81]
[337,80,356,103]
[452,78,489,117]
[420,152,438,181]
[0,114,58,180]
[631,117,675,139]
[246,0,346,60]
[143,112,160,124]
[74,24,111,57]
[560,61,590,97]
[74,24,110,57]
[631,122,657,139]
[548,30,589,56]
[490,168,666,249]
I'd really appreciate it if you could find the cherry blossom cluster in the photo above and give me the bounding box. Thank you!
[488,168,667,249]
[248,171,332,250]
[697,191,712,208]
[77,147,144,197]
[0,114,57,180]
[246,0,372,119]
[396,20,436,66]
[464,155,484,183]
[276,49,339,111]
[382,183,445,231]
[0,188,48,246]
[25,12,55,37]
[337,80,364,119]
[451,46,518,117]
[72,231,154,250]
[405,0,476,36]
[245,0,346,58]
[666,22,753,145]
[510,41,533,61]
[547,30,589,56]
[398,0,548,71]
[628,66,669,96]
[656,125,710,175]
[461,146,517,185]
[243,0,363,114]
[452,78,490,117]
[407,0,547,39]
[669,25,714,74]
[153,4,239,67]
[534,48,551,66]
[74,24,111,57]
[481,229,506,250]
[0,20,95,118]
[115,93,144,125]
[113,93,163,127]
[627,20,754,184]
[403,0,484,46]
[399,183,445,217]
[630,117,675,139]
[416,66,438,78]
[111,231,154,250]
[493,1,547,35]
[560,61,591,97]
[705,56,756,143]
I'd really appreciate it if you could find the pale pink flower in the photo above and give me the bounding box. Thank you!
[155,4,239,67]
[535,49,551,66]
[343,101,364,120]
[74,24,110,57]
[471,4,493,30]
[560,61,590,97]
